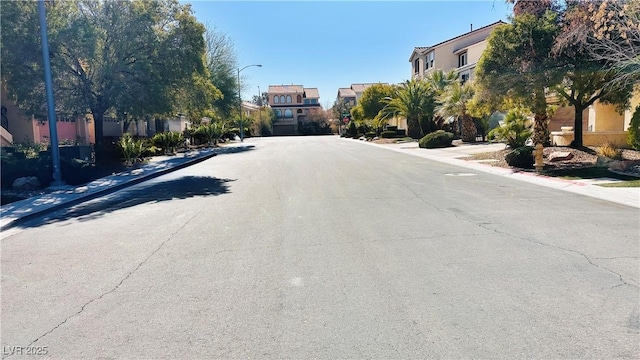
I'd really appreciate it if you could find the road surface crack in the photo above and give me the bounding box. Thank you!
[473,222,639,289]
[17,211,201,353]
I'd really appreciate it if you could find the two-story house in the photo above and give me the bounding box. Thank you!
[409,21,505,83]
[267,85,322,136]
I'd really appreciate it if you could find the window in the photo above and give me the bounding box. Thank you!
[280,95,285,103]
[460,73,470,84]
[274,96,279,104]
[297,109,303,114]
[414,59,420,73]
[297,95,302,103]
[275,109,282,118]
[284,109,293,118]
[304,99,310,105]
[310,99,317,104]
[458,52,467,68]
[304,109,309,115]
[428,52,434,68]
[286,95,292,103]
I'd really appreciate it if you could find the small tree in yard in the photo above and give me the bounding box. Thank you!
[488,108,532,149]
[629,105,640,151]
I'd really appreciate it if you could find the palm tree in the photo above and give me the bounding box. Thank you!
[380,79,434,139]
[435,81,477,142]
[425,69,459,130]
[425,69,459,95]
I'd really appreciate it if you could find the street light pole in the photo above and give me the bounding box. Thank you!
[237,64,262,142]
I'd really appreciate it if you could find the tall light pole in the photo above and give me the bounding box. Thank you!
[237,64,262,142]
[38,0,64,187]
[258,85,262,136]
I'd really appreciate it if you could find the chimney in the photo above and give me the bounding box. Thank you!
[470,24,473,32]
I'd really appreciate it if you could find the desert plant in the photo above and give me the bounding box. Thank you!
[504,146,534,168]
[628,105,640,151]
[488,109,532,148]
[196,122,226,146]
[118,133,145,165]
[596,142,623,160]
[152,131,184,155]
[419,130,454,149]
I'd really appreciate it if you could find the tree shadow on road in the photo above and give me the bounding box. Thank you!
[21,176,235,228]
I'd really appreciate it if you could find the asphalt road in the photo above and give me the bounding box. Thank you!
[2,136,638,359]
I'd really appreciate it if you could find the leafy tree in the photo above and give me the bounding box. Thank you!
[475,11,562,145]
[1,0,210,160]
[381,79,435,139]
[435,81,477,142]
[354,83,395,120]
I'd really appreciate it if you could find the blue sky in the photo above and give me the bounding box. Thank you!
[186,1,514,108]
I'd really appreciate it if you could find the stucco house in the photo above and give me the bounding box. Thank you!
[266,85,322,135]
[409,21,506,83]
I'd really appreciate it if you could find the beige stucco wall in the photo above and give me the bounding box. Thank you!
[416,25,497,79]
[590,101,625,132]
[551,131,629,148]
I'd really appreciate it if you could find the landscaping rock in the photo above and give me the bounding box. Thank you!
[549,151,574,162]
[12,176,41,191]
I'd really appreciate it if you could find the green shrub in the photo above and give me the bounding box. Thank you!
[505,146,534,168]
[488,109,532,148]
[364,132,377,139]
[347,121,358,138]
[152,131,184,155]
[628,105,640,151]
[419,130,454,148]
[118,133,145,165]
[380,130,397,138]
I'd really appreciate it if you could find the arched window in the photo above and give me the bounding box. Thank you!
[274,96,279,104]
[297,109,303,114]
[275,109,282,118]
[304,109,309,115]
[280,95,285,103]
[284,109,293,118]
[297,95,302,103]
[286,95,292,103]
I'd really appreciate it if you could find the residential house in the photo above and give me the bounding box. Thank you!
[336,88,357,109]
[1,84,95,146]
[409,21,506,83]
[266,85,323,135]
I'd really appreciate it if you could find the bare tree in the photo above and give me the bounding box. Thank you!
[555,0,640,87]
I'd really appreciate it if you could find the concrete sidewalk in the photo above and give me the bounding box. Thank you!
[358,139,640,209]
[0,146,237,231]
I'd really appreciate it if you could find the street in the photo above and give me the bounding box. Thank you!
[2,136,639,358]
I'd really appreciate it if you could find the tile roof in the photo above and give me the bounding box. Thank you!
[409,20,506,61]
[303,88,319,99]
[338,88,356,97]
[351,83,386,92]
[268,85,304,93]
